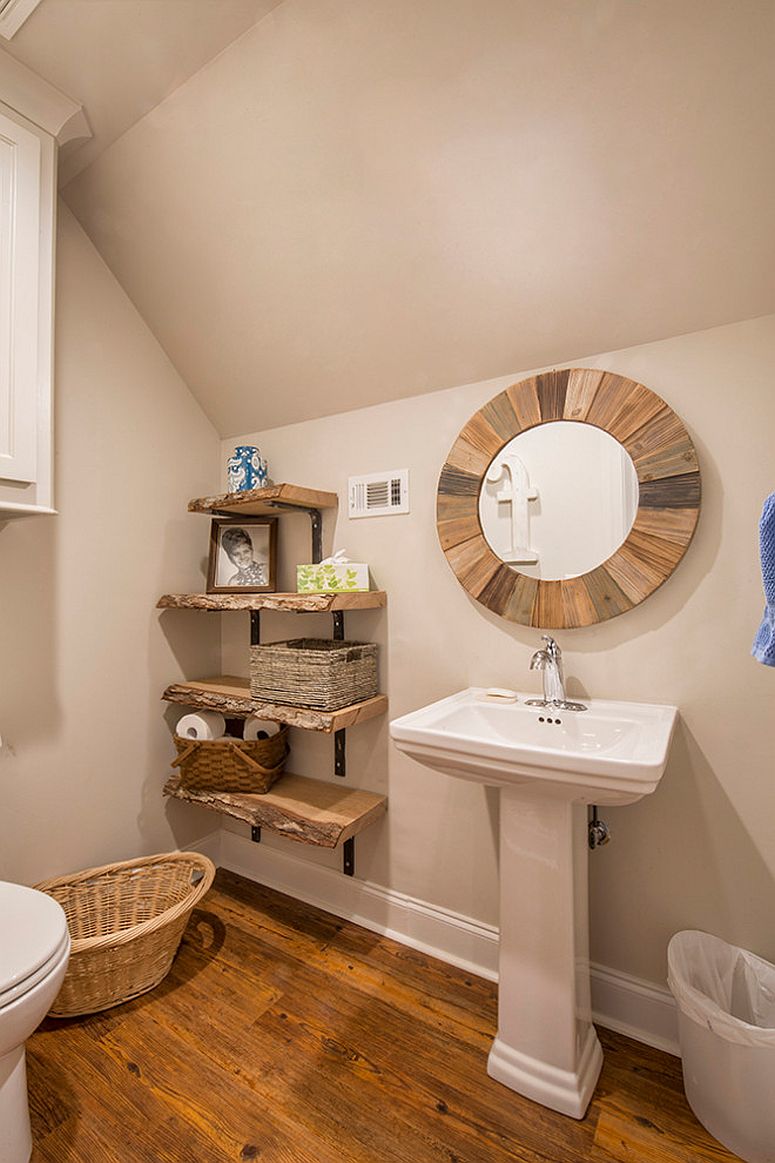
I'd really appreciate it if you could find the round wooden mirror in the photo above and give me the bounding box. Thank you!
[437,368,701,628]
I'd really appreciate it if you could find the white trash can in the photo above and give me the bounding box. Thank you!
[668,930,775,1163]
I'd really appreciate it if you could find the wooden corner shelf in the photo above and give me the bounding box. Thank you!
[162,676,388,733]
[164,772,386,849]
[157,591,387,613]
[188,483,338,517]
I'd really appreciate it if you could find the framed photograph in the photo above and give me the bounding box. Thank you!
[206,517,278,593]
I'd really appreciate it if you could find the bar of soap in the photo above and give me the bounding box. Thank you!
[481,688,518,704]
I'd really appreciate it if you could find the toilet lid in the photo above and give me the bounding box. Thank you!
[0,881,69,996]
[0,929,70,1009]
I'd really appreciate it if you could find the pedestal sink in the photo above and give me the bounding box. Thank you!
[389,688,677,1119]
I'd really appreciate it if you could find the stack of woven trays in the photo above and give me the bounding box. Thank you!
[250,638,378,710]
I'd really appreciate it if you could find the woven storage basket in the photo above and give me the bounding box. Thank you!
[34,851,215,1018]
[250,638,378,710]
[171,727,289,793]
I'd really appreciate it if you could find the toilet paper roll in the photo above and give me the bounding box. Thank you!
[243,715,281,741]
[176,711,226,741]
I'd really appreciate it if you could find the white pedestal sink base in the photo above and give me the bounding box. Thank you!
[488,1025,603,1120]
[490,786,603,1119]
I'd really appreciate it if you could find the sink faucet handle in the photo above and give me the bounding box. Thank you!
[541,635,561,658]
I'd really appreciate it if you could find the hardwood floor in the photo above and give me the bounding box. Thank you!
[27,870,739,1162]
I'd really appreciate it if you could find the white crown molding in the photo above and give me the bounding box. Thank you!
[0,48,90,146]
[215,828,680,1054]
[0,0,43,41]
[0,501,56,519]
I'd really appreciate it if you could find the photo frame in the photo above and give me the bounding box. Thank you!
[206,517,278,594]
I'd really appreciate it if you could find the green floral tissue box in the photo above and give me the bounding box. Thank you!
[297,555,369,593]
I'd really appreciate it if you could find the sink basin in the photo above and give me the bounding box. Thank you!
[390,687,679,1120]
[390,688,678,804]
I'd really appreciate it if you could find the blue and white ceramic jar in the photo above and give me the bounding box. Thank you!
[227,446,269,492]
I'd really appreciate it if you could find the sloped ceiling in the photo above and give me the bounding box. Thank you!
[2,0,283,184]
[63,0,775,436]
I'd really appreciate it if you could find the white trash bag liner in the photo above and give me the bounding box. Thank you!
[668,930,775,1044]
[668,930,775,1163]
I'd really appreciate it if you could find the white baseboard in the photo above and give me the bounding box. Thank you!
[590,962,679,1056]
[217,830,679,1056]
[186,828,222,867]
[219,829,499,981]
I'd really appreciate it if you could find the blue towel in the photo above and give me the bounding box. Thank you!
[753,493,775,666]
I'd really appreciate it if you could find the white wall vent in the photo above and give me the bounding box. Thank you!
[348,469,409,518]
[0,0,44,39]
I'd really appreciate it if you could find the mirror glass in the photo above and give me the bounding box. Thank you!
[478,421,639,580]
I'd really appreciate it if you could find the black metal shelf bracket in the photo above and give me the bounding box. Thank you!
[250,609,261,645]
[334,729,346,777]
[262,501,323,563]
[308,508,323,563]
[332,611,346,776]
[252,825,354,877]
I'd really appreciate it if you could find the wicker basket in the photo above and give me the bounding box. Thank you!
[171,728,289,793]
[250,638,378,710]
[35,851,215,1018]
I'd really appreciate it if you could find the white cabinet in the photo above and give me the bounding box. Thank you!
[0,99,55,516]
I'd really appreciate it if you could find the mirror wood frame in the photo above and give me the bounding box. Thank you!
[437,368,701,629]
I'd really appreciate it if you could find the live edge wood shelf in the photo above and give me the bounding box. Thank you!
[157,591,387,613]
[188,483,338,517]
[164,773,386,851]
[161,676,388,733]
[160,482,388,876]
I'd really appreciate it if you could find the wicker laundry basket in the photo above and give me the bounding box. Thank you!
[250,638,378,710]
[35,851,215,1018]
[172,728,289,793]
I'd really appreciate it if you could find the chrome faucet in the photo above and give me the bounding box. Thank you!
[527,636,587,712]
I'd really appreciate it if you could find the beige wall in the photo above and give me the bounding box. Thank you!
[0,205,221,885]
[222,314,775,985]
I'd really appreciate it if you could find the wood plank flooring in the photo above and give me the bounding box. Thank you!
[27,870,739,1162]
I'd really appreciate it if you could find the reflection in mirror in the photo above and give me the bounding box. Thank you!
[478,422,639,580]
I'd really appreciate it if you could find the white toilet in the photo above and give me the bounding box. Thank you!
[0,882,70,1163]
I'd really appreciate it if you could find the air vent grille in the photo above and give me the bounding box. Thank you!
[348,470,409,518]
